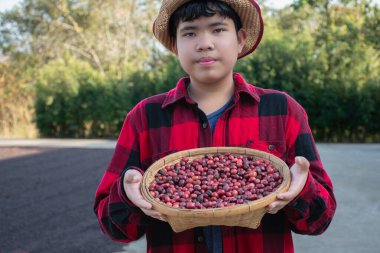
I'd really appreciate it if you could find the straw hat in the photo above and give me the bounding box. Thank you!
[153,0,264,59]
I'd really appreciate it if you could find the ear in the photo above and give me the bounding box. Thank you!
[237,28,247,54]
[171,41,178,55]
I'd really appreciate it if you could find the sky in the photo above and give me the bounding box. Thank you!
[0,0,379,12]
[0,0,22,12]
[0,0,293,12]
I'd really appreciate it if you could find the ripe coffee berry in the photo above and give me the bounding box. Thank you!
[149,153,283,209]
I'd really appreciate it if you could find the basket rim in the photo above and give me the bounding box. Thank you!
[141,147,291,216]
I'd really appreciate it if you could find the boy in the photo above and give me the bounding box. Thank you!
[94,1,336,252]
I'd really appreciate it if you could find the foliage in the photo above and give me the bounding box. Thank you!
[1,0,379,141]
[236,0,380,142]
[0,61,37,137]
[34,54,186,138]
[0,0,158,75]
[35,56,100,137]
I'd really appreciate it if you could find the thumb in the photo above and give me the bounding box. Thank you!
[124,170,142,184]
[295,156,310,170]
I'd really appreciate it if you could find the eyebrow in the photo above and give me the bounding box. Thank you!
[178,21,229,33]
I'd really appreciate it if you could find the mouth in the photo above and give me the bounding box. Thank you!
[197,57,216,65]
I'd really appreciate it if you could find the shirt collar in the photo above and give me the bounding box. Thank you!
[162,73,260,109]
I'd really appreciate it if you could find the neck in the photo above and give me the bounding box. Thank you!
[188,75,234,115]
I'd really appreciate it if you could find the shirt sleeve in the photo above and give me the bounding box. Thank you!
[93,109,148,243]
[283,95,337,235]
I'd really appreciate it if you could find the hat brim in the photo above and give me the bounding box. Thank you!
[153,0,264,59]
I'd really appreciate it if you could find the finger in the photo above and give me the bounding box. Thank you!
[277,178,306,200]
[276,191,296,201]
[276,179,301,200]
[267,208,278,214]
[267,206,279,214]
[155,214,168,222]
[141,208,167,221]
[267,201,289,214]
[134,198,153,210]
[141,208,160,216]
[268,200,288,211]
[125,188,150,208]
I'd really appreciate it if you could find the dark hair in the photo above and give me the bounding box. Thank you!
[168,0,242,39]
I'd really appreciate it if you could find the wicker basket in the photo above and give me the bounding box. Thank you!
[141,147,290,233]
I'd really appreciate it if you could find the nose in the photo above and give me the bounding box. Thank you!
[195,33,214,52]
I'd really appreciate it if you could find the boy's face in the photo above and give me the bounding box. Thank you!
[173,14,246,86]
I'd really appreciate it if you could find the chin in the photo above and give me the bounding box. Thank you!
[195,72,230,84]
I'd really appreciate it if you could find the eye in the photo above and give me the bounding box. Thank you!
[214,28,226,33]
[183,32,195,37]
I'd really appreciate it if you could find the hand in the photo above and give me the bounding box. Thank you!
[123,169,167,221]
[267,156,310,214]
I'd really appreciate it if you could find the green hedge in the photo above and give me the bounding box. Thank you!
[35,57,121,137]
[35,54,380,141]
[34,55,186,138]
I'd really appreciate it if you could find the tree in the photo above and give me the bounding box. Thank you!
[0,0,159,76]
[237,0,379,141]
[1,0,379,141]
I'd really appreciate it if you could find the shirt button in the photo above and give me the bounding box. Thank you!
[197,236,204,242]
[202,122,208,129]
[268,144,275,151]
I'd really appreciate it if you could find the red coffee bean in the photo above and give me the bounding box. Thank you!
[150,153,283,209]
[230,168,237,175]
[186,202,196,209]
[217,189,225,196]
[223,184,230,191]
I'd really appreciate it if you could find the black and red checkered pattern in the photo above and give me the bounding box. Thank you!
[94,73,336,253]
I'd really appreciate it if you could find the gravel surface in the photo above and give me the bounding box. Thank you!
[0,144,379,253]
[0,148,124,253]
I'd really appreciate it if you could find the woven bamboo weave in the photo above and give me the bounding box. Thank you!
[141,147,290,233]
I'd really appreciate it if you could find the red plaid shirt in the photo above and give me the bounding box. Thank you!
[94,73,336,253]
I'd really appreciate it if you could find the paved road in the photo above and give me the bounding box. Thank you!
[0,143,379,253]
[293,144,380,253]
[0,148,122,253]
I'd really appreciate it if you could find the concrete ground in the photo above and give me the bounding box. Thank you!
[293,143,380,253]
[0,139,379,253]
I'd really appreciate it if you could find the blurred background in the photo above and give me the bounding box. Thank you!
[1,0,379,142]
[0,0,379,253]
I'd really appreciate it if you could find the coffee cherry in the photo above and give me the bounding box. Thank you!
[149,153,283,209]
